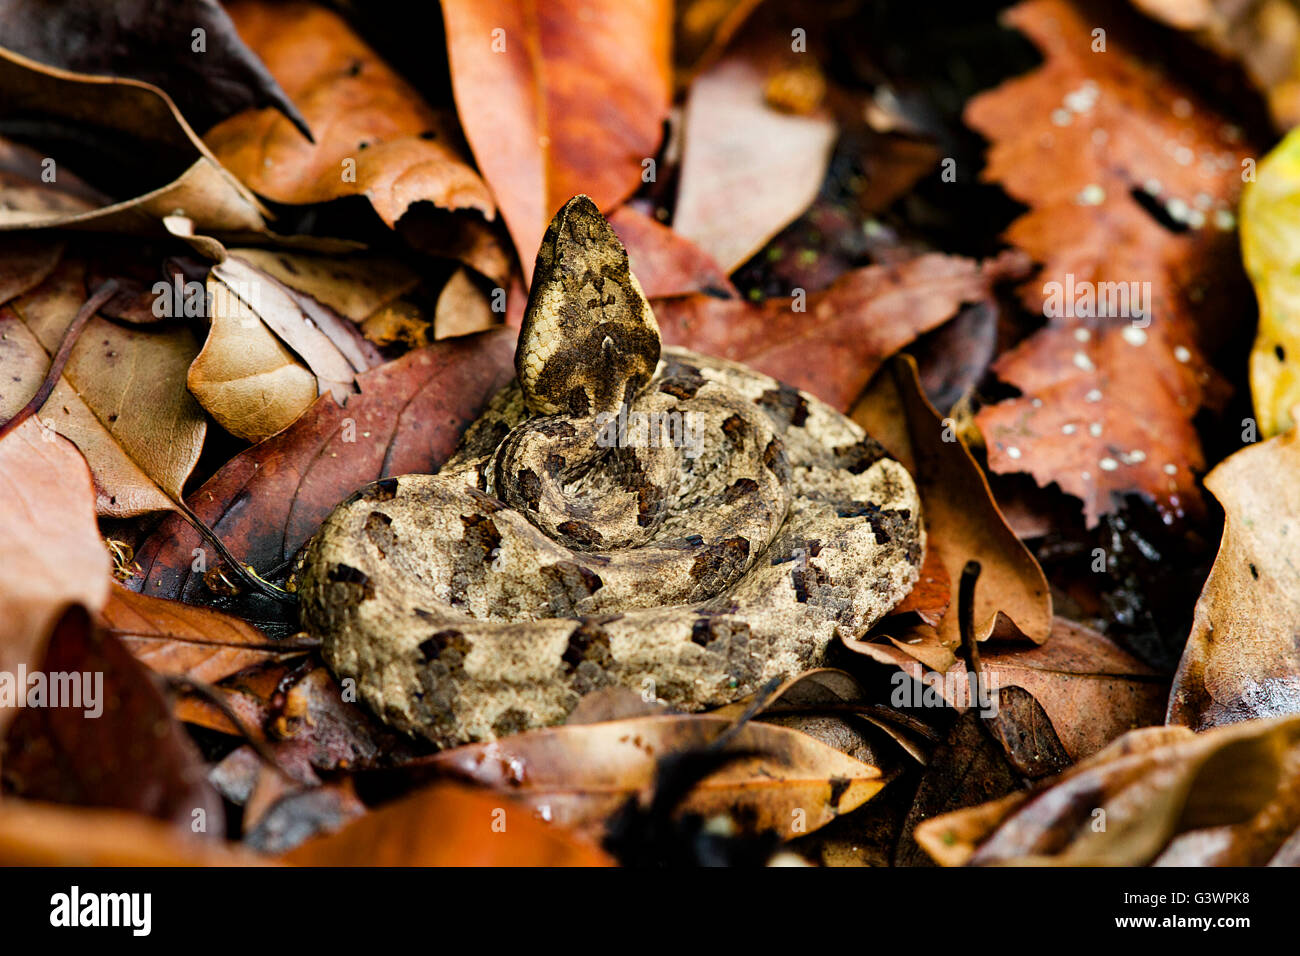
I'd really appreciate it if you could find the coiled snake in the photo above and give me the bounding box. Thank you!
[299,196,923,747]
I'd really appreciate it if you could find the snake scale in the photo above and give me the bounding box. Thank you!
[299,196,924,747]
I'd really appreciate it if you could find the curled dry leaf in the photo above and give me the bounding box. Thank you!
[969,0,1253,527]
[1,260,206,515]
[916,718,1300,866]
[850,618,1164,762]
[102,583,316,685]
[672,18,836,272]
[0,419,109,740]
[1241,125,1300,438]
[2,605,224,830]
[132,330,517,609]
[1152,743,1300,866]
[0,0,308,137]
[1168,419,1300,730]
[207,1,494,229]
[427,714,884,841]
[0,49,267,235]
[441,0,672,277]
[853,355,1052,645]
[284,782,613,866]
[0,138,103,224]
[186,272,317,443]
[656,250,1030,412]
[188,254,385,442]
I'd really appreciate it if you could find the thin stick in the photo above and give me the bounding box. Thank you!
[0,279,119,442]
[172,497,297,604]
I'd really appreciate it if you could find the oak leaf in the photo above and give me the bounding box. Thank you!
[970,0,1253,526]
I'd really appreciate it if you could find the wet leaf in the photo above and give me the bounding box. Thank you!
[970,0,1253,527]
[1132,0,1300,130]
[441,0,672,277]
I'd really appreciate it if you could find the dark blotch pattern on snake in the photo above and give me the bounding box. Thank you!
[299,195,924,747]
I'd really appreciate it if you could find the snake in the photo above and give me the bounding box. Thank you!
[298,195,924,748]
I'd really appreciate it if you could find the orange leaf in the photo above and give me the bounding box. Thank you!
[284,783,613,866]
[0,420,108,740]
[207,1,494,228]
[441,0,672,278]
[969,0,1253,526]
[102,583,316,684]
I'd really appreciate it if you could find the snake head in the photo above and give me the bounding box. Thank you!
[517,194,662,418]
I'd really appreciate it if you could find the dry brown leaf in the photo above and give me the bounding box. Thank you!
[850,618,1165,761]
[1168,419,1300,730]
[102,584,316,685]
[0,419,109,740]
[285,782,613,866]
[442,0,672,278]
[2,260,206,515]
[207,1,494,229]
[609,205,737,299]
[673,21,836,271]
[185,272,318,442]
[188,253,387,442]
[3,605,224,828]
[428,714,883,840]
[970,0,1253,527]
[853,355,1052,645]
[916,718,1300,865]
[434,267,499,340]
[1153,743,1300,865]
[0,46,269,236]
[228,249,420,323]
[657,251,1030,412]
[0,800,270,865]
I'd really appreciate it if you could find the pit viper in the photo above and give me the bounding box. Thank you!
[299,196,924,747]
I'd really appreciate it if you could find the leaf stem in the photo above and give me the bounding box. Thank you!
[0,279,119,442]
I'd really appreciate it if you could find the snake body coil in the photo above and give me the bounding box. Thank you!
[300,196,923,747]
